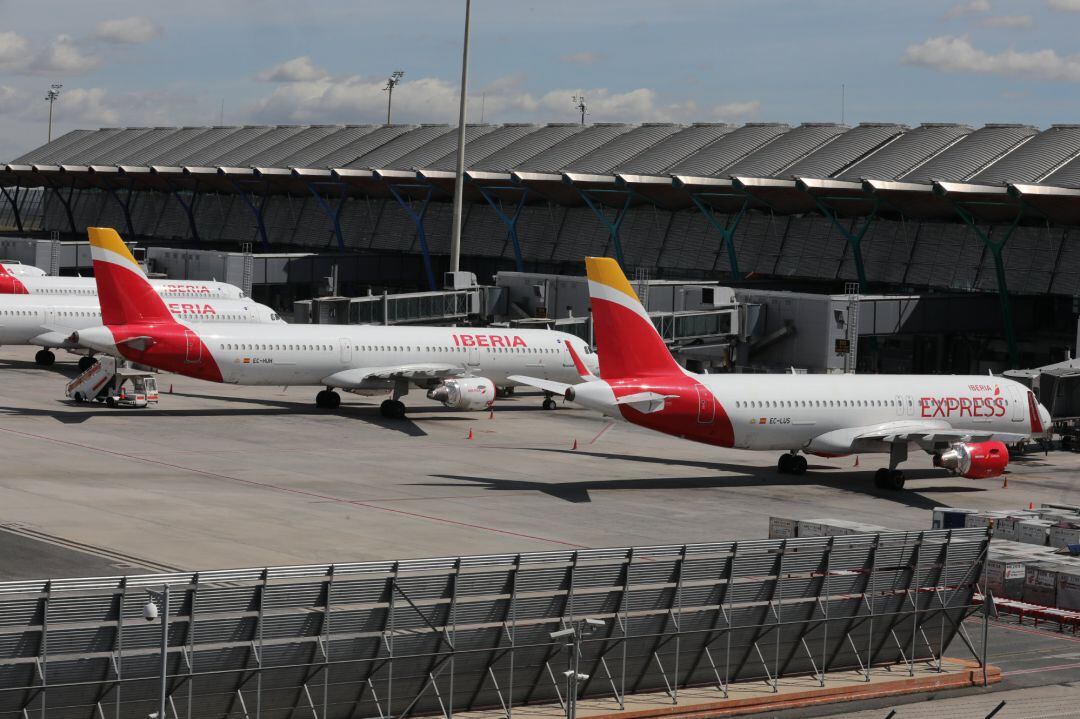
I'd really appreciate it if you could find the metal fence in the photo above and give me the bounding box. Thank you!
[0,529,989,719]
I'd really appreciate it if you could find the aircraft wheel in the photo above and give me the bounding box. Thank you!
[105,397,116,408]
[495,387,513,399]
[876,468,905,490]
[542,398,557,411]
[380,399,406,419]
[790,455,808,476]
[34,349,55,366]
[78,356,97,372]
[874,468,889,488]
[315,389,340,409]
[777,454,794,474]
[73,392,85,403]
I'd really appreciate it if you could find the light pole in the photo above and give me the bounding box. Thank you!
[383,70,404,124]
[572,95,588,126]
[550,618,605,719]
[448,0,472,276]
[45,83,62,142]
[143,585,170,719]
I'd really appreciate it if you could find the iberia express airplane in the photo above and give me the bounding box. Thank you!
[510,257,1052,490]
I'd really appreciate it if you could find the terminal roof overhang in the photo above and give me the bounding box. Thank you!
[6,121,1080,224]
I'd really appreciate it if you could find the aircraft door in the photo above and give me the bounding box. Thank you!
[695,385,715,424]
[184,330,202,363]
[339,338,352,364]
[468,346,479,368]
[1007,384,1024,422]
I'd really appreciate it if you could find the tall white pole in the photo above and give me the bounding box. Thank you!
[449,0,472,275]
[160,585,169,719]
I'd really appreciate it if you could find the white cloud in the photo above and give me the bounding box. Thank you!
[257,56,330,83]
[902,35,1080,82]
[712,100,761,122]
[559,52,600,65]
[52,87,120,124]
[93,17,162,44]
[945,0,991,18]
[0,33,103,76]
[1047,0,1080,11]
[980,14,1033,28]
[0,32,31,71]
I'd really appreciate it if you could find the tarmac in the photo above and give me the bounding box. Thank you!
[1,345,1078,717]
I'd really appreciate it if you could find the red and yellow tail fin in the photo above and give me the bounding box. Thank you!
[88,227,175,326]
[585,256,681,379]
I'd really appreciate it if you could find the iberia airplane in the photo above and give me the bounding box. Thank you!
[510,257,1052,490]
[75,228,597,417]
[0,291,283,369]
[0,260,245,299]
[0,263,46,278]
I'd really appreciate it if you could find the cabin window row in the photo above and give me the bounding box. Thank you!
[734,398,914,409]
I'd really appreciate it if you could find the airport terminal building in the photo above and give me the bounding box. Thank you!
[3,121,1080,371]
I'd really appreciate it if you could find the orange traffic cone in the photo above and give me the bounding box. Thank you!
[1002,476,1008,489]
[467,429,474,440]
[1029,502,1034,510]
[853,455,860,467]
[489,408,495,419]
[571,439,578,450]
[168,384,173,394]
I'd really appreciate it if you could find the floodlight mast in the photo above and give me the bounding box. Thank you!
[572,95,587,125]
[449,0,471,275]
[383,70,405,124]
[45,83,62,143]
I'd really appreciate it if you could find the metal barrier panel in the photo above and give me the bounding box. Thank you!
[0,529,989,719]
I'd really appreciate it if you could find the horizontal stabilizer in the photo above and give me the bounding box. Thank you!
[506,375,572,396]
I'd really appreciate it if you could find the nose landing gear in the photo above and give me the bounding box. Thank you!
[34,349,55,366]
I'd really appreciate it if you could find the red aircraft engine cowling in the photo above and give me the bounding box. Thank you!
[933,441,1009,479]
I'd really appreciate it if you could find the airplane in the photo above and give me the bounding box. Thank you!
[0,263,46,278]
[0,260,245,299]
[509,257,1053,490]
[0,293,284,369]
[74,227,598,417]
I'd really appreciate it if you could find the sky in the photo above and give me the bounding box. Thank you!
[2,0,1080,160]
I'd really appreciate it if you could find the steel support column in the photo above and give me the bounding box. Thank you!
[227,178,272,251]
[167,185,202,243]
[815,198,876,292]
[104,181,137,239]
[0,182,24,233]
[955,206,1021,367]
[477,186,528,272]
[46,180,78,237]
[575,188,634,267]
[386,184,437,291]
[306,181,349,252]
[688,194,748,280]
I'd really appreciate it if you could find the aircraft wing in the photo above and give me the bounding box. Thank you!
[807,419,1029,454]
[506,375,572,396]
[322,364,463,388]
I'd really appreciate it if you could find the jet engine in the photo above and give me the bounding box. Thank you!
[933,441,1008,479]
[427,377,496,411]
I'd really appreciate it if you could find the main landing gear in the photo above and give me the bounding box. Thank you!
[874,441,908,490]
[34,349,55,366]
[380,399,406,419]
[315,388,340,409]
[777,452,807,476]
[542,391,557,411]
[77,355,97,372]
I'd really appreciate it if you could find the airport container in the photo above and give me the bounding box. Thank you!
[768,517,799,540]
[796,519,833,538]
[1056,568,1080,611]
[1022,563,1060,607]
[1049,524,1080,549]
[986,557,1027,600]
[1018,520,1053,546]
[931,507,977,529]
[1042,502,1080,514]
[994,517,1023,542]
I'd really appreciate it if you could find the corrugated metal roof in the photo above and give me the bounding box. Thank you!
[1041,152,1080,188]
[516,124,635,174]
[613,123,736,176]
[137,127,238,166]
[211,126,310,167]
[109,127,186,166]
[471,124,583,172]
[306,125,411,169]
[241,125,344,168]
[343,125,451,170]
[34,127,130,166]
[184,126,278,167]
[903,124,1038,183]
[62,128,152,166]
[727,123,848,178]
[837,123,971,181]
[384,124,496,171]
[785,123,907,180]
[274,125,374,168]
[667,123,789,177]
[564,123,682,174]
[428,124,542,171]
[12,129,96,165]
[972,124,1080,185]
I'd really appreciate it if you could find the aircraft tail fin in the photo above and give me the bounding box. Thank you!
[87,227,175,326]
[585,256,682,379]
